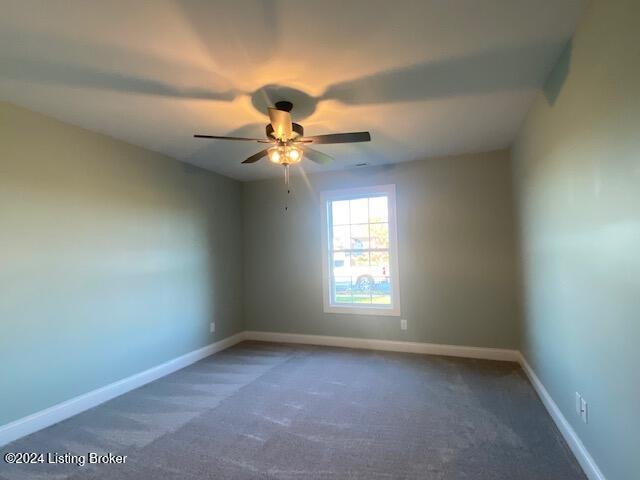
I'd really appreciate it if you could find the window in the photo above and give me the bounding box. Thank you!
[321,185,400,316]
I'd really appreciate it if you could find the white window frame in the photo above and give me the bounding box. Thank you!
[320,184,401,316]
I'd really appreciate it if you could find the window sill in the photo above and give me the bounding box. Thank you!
[324,305,401,317]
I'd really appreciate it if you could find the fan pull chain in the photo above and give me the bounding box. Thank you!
[284,165,290,211]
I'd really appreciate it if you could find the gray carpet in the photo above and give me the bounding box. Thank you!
[1,342,586,480]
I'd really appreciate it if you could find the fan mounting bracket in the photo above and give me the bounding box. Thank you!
[274,100,293,112]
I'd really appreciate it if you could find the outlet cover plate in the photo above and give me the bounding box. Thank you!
[580,397,588,423]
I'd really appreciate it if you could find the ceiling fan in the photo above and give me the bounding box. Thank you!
[194,101,371,182]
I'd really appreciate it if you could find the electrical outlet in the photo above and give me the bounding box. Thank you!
[580,397,588,424]
[209,322,215,334]
[400,319,407,330]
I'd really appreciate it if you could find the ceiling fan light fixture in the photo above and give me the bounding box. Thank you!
[286,146,302,164]
[268,145,302,165]
[268,146,283,164]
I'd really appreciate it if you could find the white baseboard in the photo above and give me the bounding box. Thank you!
[517,353,606,480]
[0,329,606,480]
[0,332,245,447]
[244,331,520,362]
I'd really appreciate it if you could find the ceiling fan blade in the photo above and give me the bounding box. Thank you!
[268,107,293,140]
[304,147,334,165]
[302,132,371,144]
[242,149,269,164]
[194,134,269,141]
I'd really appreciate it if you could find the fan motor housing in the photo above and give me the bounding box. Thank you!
[266,123,304,139]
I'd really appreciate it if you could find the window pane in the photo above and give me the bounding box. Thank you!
[350,198,368,224]
[352,293,372,304]
[350,251,369,267]
[333,252,356,280]
[371,277,391,305]
[370,223,389,249]
[351,275,373,304]
[350,224,369,249]
[332,200,349,225]
[332,251,348,274]
[353,272,374,292]
[369,196,388,222]
[332,225,349,250]
[370,251,390,276]
[333,276,352,303]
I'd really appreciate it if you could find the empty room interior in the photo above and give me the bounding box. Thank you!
[1,1,638,479]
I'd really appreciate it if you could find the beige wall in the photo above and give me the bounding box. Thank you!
[243,150,521,348]
[0,102,244,426]
[512,1,640,478]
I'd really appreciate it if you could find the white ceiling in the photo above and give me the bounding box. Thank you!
[0,0,585,181]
